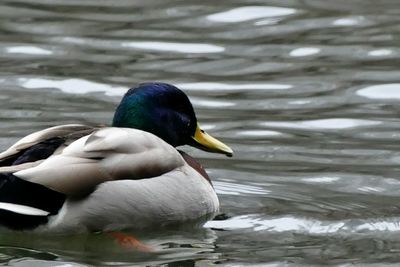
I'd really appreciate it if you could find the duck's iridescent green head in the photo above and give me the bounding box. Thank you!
[112,82,233,157]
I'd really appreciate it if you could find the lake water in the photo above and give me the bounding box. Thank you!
[1,0,400,266]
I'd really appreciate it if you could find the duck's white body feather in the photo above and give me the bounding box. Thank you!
[0,126,219,232]
[47,165,219,232]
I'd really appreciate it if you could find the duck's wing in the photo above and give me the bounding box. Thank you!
[0,124,99,229]
[0,124,97,171]
[0,127,185,229]
[14,127,185,197]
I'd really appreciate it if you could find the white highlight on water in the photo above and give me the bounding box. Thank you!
[290,47,320,57]
[368,49,393,57]
[262,118,380,130]
[6,46,53,55]
[357,84,400,99]
[333,16,364,26]
[178,82,292,91]
[18,77,128,96]
[205,214,400,236]
[122,41,225,53]
[207,6,296,23]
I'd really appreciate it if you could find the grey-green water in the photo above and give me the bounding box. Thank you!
[1,0,400,266]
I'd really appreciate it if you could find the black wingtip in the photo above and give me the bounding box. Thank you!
[0,173,66,230]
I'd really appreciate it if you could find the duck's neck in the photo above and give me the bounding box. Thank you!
[112,89,148,127]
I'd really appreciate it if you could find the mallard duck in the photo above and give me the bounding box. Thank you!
[0,82,233,232]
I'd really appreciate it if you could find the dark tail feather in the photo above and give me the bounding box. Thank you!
[0,209,49,230]
[0,173,66,230]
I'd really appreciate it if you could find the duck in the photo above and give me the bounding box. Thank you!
[0,82,233,233]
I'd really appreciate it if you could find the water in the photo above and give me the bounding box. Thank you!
[0,0,400,265]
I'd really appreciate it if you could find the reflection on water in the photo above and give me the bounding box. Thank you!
[1,0,400,265]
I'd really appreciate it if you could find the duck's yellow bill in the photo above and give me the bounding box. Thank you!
[191,123,233,157]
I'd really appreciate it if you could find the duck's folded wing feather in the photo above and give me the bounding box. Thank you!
[0,172,66,230]
[0,124,96,169]
[15,127,185,196]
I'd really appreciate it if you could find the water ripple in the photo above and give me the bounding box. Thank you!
[214,181,270,196]
[1,0,400,265]
[206,214,400,237]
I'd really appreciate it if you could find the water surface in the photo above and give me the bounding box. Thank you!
[1,0,400,266]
